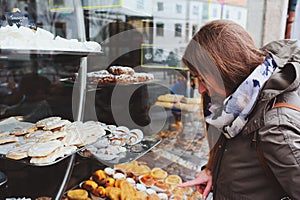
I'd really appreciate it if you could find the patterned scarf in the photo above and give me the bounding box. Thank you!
[205,57,276,139]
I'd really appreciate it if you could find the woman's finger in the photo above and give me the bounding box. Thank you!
[202,179,213,200]
[177,178,204,187]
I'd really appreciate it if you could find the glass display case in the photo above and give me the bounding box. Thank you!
[0,1,212,199]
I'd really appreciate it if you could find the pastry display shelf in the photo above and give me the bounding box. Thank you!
[60,77,159,91]
[0,146,87,167]
[0,48,102,61]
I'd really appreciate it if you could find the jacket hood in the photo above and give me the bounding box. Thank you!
[261,40,300,96]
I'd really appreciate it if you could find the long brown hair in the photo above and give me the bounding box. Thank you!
[182,20,266,95]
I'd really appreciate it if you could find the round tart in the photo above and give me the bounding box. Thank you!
[130,165,151,176]
[150,168,168,180]
[139,174,154,187]
[165,175,182,185]
[165,175,182,190]
[151,180,169,192]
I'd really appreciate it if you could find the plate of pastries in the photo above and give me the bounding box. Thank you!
[0,116,107,166]
[72,66,155,86]
[64,161,202,200]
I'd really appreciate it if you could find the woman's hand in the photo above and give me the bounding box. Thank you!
[177,169,212,200]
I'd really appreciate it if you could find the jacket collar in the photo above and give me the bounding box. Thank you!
[242,40,300,135]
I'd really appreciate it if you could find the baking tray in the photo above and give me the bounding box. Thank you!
[78,136,161,167]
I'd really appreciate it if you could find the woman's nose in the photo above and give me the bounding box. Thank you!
[198,82,208,94]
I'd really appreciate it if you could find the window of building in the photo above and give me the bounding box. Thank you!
[175,23,182,37]
[185,22,189,42]
[156,23,164,36]
[193,5,199,15]
[202,4,208,20]
[157,2,164,11]
[176,4,183,14]
[212,8,218,18]
[237,11,242,20]
[225,10,230,19]
[192,24,198,36]
[137,0,144,9]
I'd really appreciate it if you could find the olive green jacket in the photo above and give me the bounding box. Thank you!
[213,40,300,200]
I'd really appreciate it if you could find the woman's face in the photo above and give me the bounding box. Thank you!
[196,74,227,103]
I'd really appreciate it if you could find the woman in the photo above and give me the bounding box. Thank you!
[178,20,300,200]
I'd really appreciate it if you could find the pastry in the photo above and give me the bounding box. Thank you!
[104,167,115,176]
[0,131,10,137]
[10,124,37,136]
[91,186,106,198]
[97,74,115,83]
[154,101,174,109]
[0,135,17,145]
[105,177,115,187]
[105,186,121,200]
[24,130,52,141]
[150,168,168,180]
[126,129,143,146]
[43,119,71,131]
[157,94,184,103]
[108,66,135,75]
[67,189,88,200]
[0,142,16,155]
[6,142,35,160]
[113,172,126,179]
[146,193,160,200]
[38,130,66,142]
[151,180,169,192]
[134,191,148,200]
[165,175,182,190]
[30,145,76,165]
[130,165,151,176]
[133,73,148,82]
[181,97,202,104]
[172,187,185,198]
[139,174,154,187]
[30,146,62,164]
[27,140,62,157]
[114,74,135,83]
[92,169,107,185]
[36,116,61,128]
[81,180,98,192]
